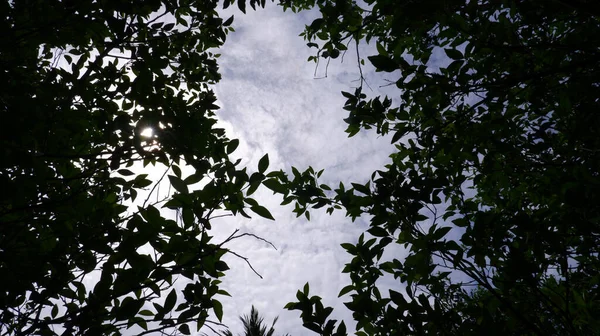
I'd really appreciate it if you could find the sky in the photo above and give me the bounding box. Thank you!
[192,3,401,335]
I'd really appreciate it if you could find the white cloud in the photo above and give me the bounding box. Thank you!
[205,4,398,335]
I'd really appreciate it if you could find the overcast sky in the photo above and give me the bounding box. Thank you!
[195,3,400,335]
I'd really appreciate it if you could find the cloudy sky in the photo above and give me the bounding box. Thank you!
[194,3,400,335]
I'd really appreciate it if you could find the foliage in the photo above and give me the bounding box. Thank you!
[0,0,277,335]
[270,0,600,335]
[207,305,290,336]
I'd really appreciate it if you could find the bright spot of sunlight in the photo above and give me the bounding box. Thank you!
[140,127,153,138]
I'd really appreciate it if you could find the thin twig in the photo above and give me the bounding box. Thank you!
[229,233,277,250]
[355,39,373,91]
[226,250,263,279]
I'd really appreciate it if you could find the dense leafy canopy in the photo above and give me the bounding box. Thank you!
[272,0,600,335]
[1,0,276,335]
[3,0,600,335]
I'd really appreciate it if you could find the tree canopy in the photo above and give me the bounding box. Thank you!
[2,0,600,335]
[274,0,600,335]
[1,0,276,335]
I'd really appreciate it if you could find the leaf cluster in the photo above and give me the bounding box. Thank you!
[274,0,600,335]
[0,0,276,335]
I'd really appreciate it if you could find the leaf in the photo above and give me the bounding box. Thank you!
[250,205,275,220]
[212,299,223,321]
[310,18,324,30]
[172,164,181,178]
[391,128,404,143]
[179,324,191,335]
[168,175,189,194]
[432,226,452,240]
[184,173,203,185]
[338,285,354,297]
[340,243,355,253]
[342,91,354,99]
[164,289,177,312]
[238,0,246,13]
[389,290,406,305]
[444,48,463,60]
[117,169,135,176]
[351,182,370,195]
[133,176,153,188]
[376,42,388,57]
[217,289,231,297]
[227,139,239,154]
[368,55,398,72]
[336,321,347,335]
[139,310,154,316]
[223,15,234,27]
[246,181,260,196]
[258,153,269,173]
[263,179,286,193]
[304,322,322,333]
[368,226,388,237]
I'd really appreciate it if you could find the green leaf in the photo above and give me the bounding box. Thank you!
[250,205,275,220]
[217,289,231,297]
[340,243,355,253]
[227,139,240,154]
[238,0,246,13]
[184,173,203,185]
[351,182,370,195]
[223,15,234,27]
[133,176,153,188]
[164,289,177,312]
[117,169,135,176]
[263,179,286,193]
[258,153,269,173]
[310,18,324,30]
[444,48,463,60]
[304,322,322,333]
[179,324,191,335]
[172,164,182,178]
[246,181,260,196]
[367,226,388,237]
[368,55,398,72]
[432,226,452,240]
[336,321,347,335]
[212,299,223,321]
[168,175,189,194]
[139,309,154,316]
[338,285,354,297]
